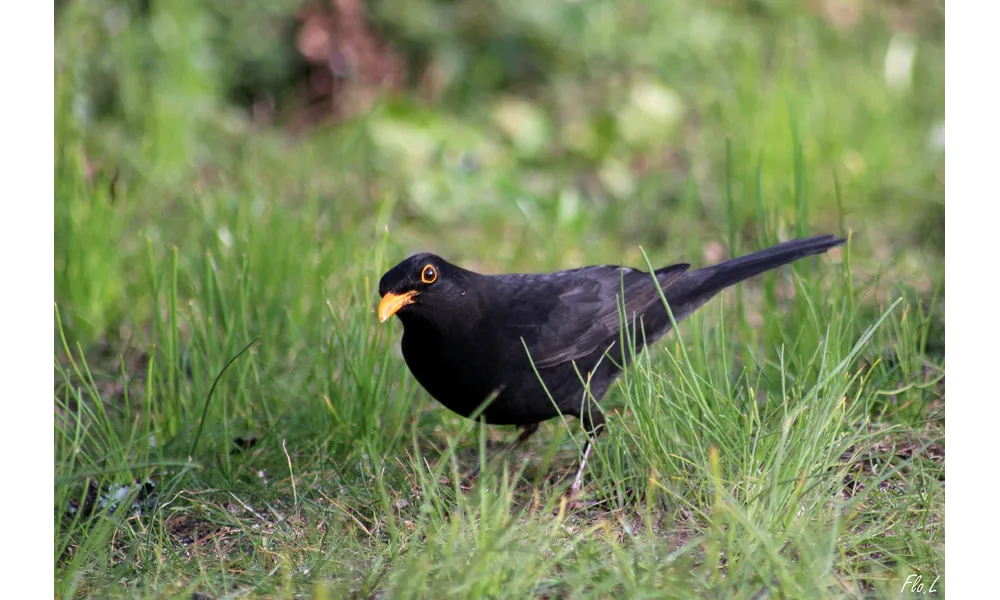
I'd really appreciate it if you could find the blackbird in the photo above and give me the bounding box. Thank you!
[377,235,845,493]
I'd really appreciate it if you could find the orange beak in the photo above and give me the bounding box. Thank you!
[378,290,418,323]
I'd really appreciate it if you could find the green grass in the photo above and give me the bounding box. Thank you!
[55,1,943,597]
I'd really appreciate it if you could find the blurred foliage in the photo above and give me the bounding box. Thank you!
[55,0,944,342]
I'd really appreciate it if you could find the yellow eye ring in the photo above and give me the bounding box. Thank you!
[421,265,438,284]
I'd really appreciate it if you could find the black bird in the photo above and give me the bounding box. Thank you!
[377,235,845,493]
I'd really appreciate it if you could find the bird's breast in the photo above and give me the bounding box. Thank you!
[400,326,502,418]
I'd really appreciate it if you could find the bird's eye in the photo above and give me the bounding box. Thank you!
[421,265,437,284]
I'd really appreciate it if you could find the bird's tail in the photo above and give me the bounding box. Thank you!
[662,234,846,322]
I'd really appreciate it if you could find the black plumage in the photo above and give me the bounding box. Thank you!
[377,235,845,492]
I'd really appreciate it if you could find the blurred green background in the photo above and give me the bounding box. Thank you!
[56,0,944,310]
[56,0,944,343]
[55,0,944,596]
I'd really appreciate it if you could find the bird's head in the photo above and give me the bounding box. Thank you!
[377,253,481,326]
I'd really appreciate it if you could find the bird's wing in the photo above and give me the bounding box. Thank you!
[496,264,689,369]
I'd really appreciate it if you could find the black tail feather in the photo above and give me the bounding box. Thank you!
[663,235,845,321]
[697,235,845,292]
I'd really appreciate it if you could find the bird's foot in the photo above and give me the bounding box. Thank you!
[563,490,586,512]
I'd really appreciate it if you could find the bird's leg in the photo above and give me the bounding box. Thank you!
[494,422,539,464]
[516,422,540,445]
[566,404,606,499]
[464,423,539,480]
[569,440,593,495]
